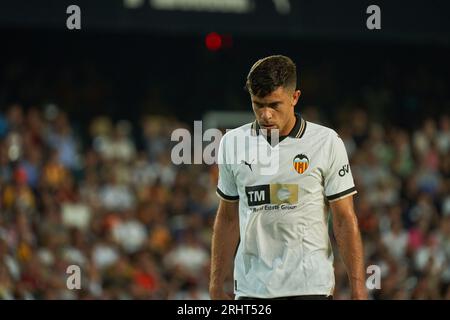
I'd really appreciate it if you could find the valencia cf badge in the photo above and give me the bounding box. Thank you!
[293,154,309,174]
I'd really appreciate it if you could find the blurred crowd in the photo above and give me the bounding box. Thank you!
[0,103,449,299]
[333,110,450,299]
[0,104,217,299]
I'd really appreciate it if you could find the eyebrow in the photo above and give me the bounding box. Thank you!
[253,100,282,107]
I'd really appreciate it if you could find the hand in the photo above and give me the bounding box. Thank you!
[209,286,234,300]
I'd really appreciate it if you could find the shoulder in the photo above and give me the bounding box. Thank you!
[303,121,340,144]
[220,122,254,145]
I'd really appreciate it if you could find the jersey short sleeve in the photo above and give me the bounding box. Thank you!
[216,134,239,202]
[324,131,357,202]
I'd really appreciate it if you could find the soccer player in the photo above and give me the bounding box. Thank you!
[209,55,367,300]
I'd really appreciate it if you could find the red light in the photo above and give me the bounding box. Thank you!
[205,32,222,51]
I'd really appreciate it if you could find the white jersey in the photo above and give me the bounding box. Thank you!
[216,114,357,299]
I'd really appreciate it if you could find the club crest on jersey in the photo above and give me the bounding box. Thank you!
[293,154,309,174]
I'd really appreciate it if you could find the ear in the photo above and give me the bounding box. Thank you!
[292,89,301,106]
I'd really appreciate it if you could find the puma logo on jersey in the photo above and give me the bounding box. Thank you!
[241,160,254,171]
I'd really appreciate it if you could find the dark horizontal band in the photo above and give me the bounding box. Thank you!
[326,186,357,201]
[216,188,239,201]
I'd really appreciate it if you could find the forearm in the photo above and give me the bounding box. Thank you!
[333,214,367,298]
[210,209,240,291]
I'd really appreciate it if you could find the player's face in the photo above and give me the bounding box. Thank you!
[251,86,301,136]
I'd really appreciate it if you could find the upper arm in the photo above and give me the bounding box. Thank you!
[217,199,239,223]
[215,134,240,222]
[216,135,239,201]
[324,131,357,202]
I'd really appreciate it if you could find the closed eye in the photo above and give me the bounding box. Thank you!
[252,101,281,109]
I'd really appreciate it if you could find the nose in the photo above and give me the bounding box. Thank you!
[260,108,273,123]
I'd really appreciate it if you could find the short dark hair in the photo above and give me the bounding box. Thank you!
[245,55,297,97]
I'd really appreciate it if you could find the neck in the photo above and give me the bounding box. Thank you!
[280,113,297,136]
